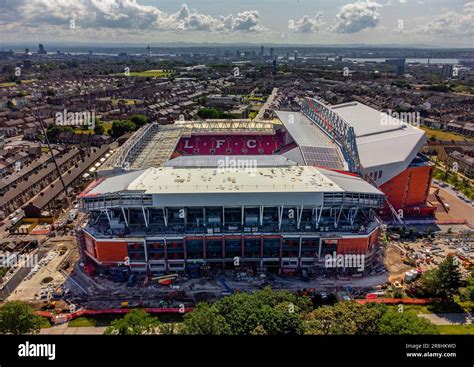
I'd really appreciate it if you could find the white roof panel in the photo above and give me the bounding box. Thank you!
[84,166,383,200]
[164,155,296,168]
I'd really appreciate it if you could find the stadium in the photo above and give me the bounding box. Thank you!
[77,97,434,276]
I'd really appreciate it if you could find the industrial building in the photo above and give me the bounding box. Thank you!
[78,96,434,275]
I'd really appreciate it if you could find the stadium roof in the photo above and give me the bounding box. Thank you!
[99,124,183,175]
[329,102,426,184]
[164,155,296,168]
[275,111,346,170]
[83,166,383,199]
[275,101,426,185]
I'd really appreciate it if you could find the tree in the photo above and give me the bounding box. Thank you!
[158,323,179,335]
[0,301,43,335]
[104,309,160,335]
[416,268,438,298]
[197,108,232,119]
[94,123,104,135]
[420,256,462,301]
[182,303,230,335]
[110,120,136,139]
[130,114,147,128]
[214,287,309,335]
[378,311,439,335]
[182,287,309,335]
[250,325,267,335]
[436,256,462,301]
[259,303,304,335]
[463,270,474,301]
[46,125,74,141]
[305,302,384,335]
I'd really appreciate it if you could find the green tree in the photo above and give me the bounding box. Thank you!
[94,123,104,135]
[464,270,474,301]
[197,108,232,119]
[0,301,43,335]
[110,120,136,139]
[182,287,309,335]
[305,302,383,335]
[46,125,74,141]
[436,256,462,301]
[130,114,147,128]
[421,256,462,301]
[259,303,305,335]
[104,309,160,335]
[378,311,439,335]
[214,287,309,335]
[158,323,179,335]
[182,303,230,335]
[250,324,267,335]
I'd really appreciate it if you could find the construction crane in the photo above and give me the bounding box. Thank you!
[34,108,72,208]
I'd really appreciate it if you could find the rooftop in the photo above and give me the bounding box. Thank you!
[329,102,426,173]
[275,110,346,170]
[84,165,383,197]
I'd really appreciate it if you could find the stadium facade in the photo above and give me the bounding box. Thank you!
[78,97,433,275]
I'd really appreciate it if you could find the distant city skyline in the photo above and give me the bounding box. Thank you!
[0,0,473,48]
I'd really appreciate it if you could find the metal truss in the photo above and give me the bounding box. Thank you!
[302,97,361,173]
[180,119,276,134]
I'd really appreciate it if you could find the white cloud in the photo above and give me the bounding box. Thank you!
[0,0,266,33]
[291,12,324,33]
[333,1,382,33]
[415,2,474,36]
[232,10,266,32]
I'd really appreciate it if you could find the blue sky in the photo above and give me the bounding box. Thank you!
[0,0,472,47]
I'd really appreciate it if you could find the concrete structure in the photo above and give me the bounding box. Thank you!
[78,166,384,275]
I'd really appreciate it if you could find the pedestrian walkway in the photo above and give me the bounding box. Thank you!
[419,313,473,325]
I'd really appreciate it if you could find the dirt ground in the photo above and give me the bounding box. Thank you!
[384,245,413,283]
[8,237,76,302]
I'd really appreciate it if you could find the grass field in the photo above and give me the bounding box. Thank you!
[110,98,137,106]
[420,125,473,142]
[67,313,185,328]
[68,317,97,327]
[74,128,94,135]
[101,122,112,134]
[437,324,474,334]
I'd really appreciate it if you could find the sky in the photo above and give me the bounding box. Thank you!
[0,0,473,47]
